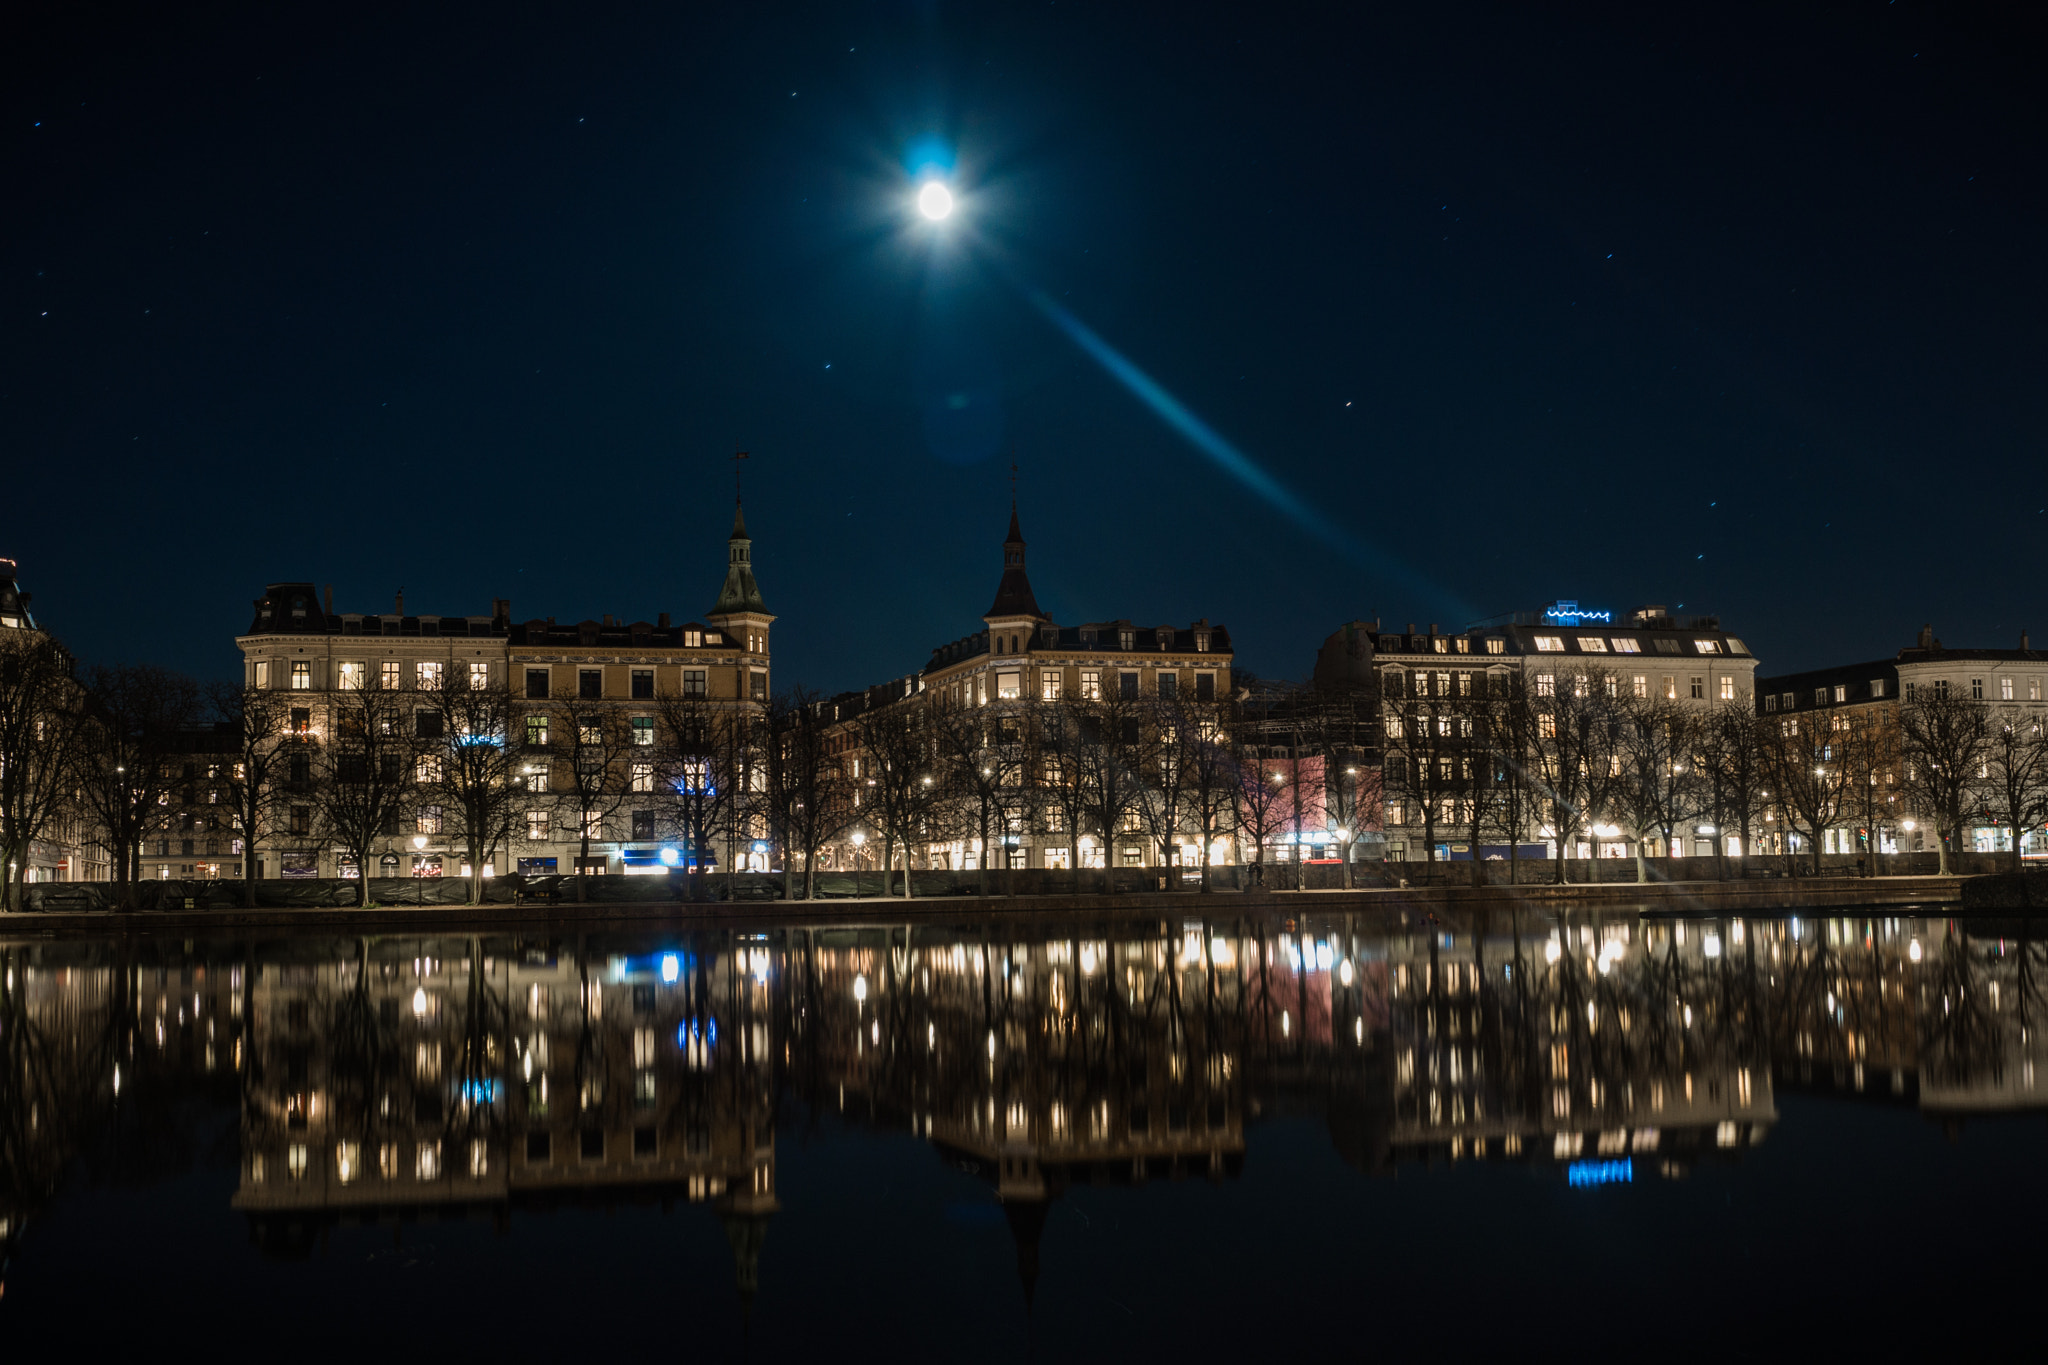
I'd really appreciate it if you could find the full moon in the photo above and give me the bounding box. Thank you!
[917,181,954,220]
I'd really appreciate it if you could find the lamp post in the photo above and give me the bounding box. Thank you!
[851,830,866,899]
[412,833,428,905]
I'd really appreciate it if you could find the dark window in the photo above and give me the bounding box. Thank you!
[633,1126,658,1157]
[416,710,444,738]
[580,1129,604,1161]
[631,669,654,699]
[579,669,603,699]
[1119,672,1139,700]
[180,838,195,856]
[750,671,767,701]
[526,1132,552,1162]
[1121,719,1140,744]
[683,669,707,696]
[290,707,311,735]
[1195,674,1216,701]
[526,668,550,699]
[1158,673,1178,700]
[631,809,655,840]
[289,753,311,786]
[381,811,404,837]
[289,806,310,835]
[632,984,656,1014]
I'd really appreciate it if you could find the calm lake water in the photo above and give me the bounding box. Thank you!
[3,905,2043,1359]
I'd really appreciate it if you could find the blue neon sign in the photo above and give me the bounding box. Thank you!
[1566,1157,1632,1187]
[1543,600,1612,626]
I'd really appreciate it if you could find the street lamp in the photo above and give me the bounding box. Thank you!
[850,830,866,899]
[412,833,428,905]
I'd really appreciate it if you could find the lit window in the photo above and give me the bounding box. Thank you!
[1080,670,1102,700]
[1694,639,1722,654]
[1576,637,1608,653]
[632,717,654,746]
[1534,636,1564,652]
[417,1141,440,1181]
[997,671,1022,700]
[1041,672,1062,701]
[1455,637,1470,654]
[337,661,366,690]
[1663,676,1676,700]
[525,715,549,747]
[288,1143,309,1180]
[1720,676,1735,701]
[1610,638,1640,654]
[1486,638,1505,655]
[1764,694,1778,712]
[253,659,271,688]
[417,661,443,691]
[381,661,401,690]
[1433,637,1448,654]
[684,629,702,647]
[1536,673,1555,697]
[1632,674,1647,698]
[527,810,550,840]
[2032,679,2042,701]
[2000,677,2014,700]
[526,764,549,794]
[417,805,443,835]
[290,662,311,690]
[1118,630,1135,650]
[631,762,653,793]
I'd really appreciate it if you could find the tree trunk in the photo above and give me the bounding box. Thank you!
[1634,836,1647,884]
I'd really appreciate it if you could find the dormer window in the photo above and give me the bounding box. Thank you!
[1195,632,1210,653]
[684,629,702,647]
[291,597,307,618]
[1157,630,1174,651]
[1118,629,1135,650]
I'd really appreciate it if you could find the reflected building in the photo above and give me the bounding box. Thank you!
[8,909,2048,1305]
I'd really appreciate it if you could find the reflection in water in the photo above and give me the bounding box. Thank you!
[3,909,2045,1305]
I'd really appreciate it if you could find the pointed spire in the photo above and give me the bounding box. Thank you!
[710,497,769,617]
[985,501,1044,621]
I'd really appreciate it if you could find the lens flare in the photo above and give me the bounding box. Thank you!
[918,182,954,220]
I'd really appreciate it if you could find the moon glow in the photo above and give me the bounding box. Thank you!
[917,181,954,220]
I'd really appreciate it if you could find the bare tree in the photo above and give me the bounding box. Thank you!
[431,673,522,905]
[1696,702,1768,881]
[209,681,289,906]
[1172,695,1240,892]
[1612,695,1699,883]
[1070,686,1148,894]
[1230,730,1289,889]
[653,688,744,901]
[1136,696,1196,888]
[1034,696,1092,882]
[932,696,1025,897]
[1762,703,1853,875]
[74,663,203,904]
[852,689,941,899]
[549,702,640,900]
[0,631,88,912]
[1532,666,1624,884]
[1836,704,1902,876]
[1382,668,1469,872]
[1978,708,2048,873]
[314,682,423,907]
[762,687,853,900]
[1479,671,1543,886]
[1899,689,1992,875]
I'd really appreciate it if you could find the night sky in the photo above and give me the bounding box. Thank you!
[6,1,2042,691]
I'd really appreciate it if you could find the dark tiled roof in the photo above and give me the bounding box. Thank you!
[926,619,1233,671]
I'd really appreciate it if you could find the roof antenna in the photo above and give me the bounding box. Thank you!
[733,449,749,502]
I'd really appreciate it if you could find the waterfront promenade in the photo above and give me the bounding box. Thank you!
[0,874,1966,936]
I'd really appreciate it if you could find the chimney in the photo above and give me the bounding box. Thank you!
[1918,623,1934,650]
[658,612,671,628]
[1406,623,1416,636]
[492,597,510,621]
[323,584,333,616]
[395,588,405,617]
[1429,623,1439,636]
[2024,630,2032,652]
[602,614,614,627]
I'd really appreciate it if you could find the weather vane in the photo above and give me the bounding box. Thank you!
[1009,459,1018,504]
[733,449,749,501]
